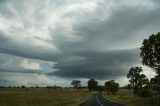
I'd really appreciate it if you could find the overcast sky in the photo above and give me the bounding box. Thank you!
[0,0,159,87]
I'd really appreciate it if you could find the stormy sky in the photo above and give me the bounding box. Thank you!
[0,0,159,87]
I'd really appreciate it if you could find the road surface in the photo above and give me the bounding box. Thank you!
[79,92,121,106]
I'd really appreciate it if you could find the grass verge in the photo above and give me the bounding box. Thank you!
[0,88,92,106]
[102,89,159,106]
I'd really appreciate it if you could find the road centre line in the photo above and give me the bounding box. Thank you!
[96,95,104,106]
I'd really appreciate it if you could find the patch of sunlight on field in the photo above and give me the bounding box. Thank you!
[103,89,158,106]
[0,88,92,106]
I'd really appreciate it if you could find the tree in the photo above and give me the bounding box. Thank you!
[97,85,104,92]
[140,32,160,74]
[127,84,132,92]
[105,80,119,94]
[88,79,98,91]
[71,80,81,90]
[127,67,150,97]
[150,75,160,96]
[21,85,25,88]
[140,32,160,102]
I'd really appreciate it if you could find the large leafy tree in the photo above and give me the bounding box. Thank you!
[140,32,160,74]
[140,32,160,101]
[88,79,98,91]
[105,80,119,94]
[127,67,150,97]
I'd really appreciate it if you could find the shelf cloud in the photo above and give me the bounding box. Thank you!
[0,0,159,86]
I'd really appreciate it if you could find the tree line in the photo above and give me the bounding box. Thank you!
[0,85,62,89]
[71,79,119,94]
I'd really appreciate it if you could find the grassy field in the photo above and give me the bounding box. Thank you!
[0,88,92,106]
[103,89,159,106]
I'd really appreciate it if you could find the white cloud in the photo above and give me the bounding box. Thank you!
[141,65,156,79]
[20,59,41,69]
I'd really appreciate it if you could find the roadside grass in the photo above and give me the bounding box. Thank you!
[103,89,159,106]
[0,88,92,106]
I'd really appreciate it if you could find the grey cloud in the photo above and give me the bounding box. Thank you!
[71,4,160,50]
[51,0,160,54]
[0,54,43,74]
[0,79,20,87]
[0,31,11,46]
[0,68,43,74]
[0,30,57,61]
[0,0,160,59]
[48,48,140,79]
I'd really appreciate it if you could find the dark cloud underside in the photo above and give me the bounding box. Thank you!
[49,49,140,79]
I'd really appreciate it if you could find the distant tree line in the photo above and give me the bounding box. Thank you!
[71,78,119,94]
[0,85,62,89]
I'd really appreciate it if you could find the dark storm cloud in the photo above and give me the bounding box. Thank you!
[46,0,160,79]
[48,48,140,79]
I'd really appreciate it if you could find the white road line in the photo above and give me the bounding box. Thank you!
[96,95,104,106]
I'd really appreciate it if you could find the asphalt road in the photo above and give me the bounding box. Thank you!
[79,92,121,106]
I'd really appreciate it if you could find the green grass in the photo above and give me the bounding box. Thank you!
[103,89,159,106]
[0,88,92,106]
